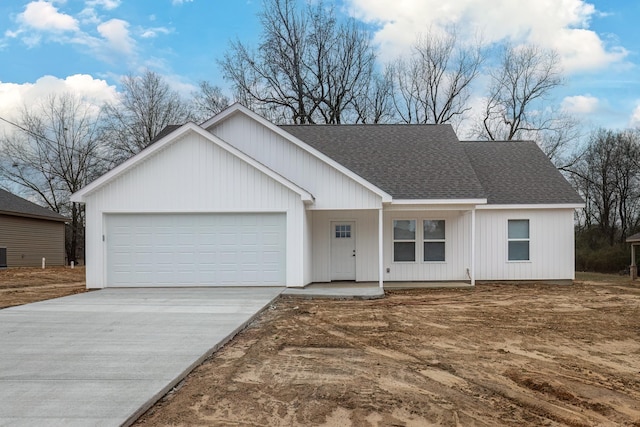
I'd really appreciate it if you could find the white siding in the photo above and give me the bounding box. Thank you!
[209,114,383,210]
[83,132,306,288]
[383,210,471,281]
[475,209,575,281]
[311,210,379,282]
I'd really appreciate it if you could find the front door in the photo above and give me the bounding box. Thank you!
[330,221,356,280]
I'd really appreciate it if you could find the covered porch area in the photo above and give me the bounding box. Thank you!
[627,232,640,280]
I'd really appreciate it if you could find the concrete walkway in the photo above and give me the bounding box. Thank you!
[0,287,283,427]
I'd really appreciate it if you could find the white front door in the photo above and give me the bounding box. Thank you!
[330,221,356,280]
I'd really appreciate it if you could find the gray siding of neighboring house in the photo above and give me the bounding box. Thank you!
[0,214,65,267]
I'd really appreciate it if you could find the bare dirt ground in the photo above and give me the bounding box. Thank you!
[136,278,640,427]
[0,266,86,309]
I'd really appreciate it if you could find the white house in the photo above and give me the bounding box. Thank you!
[71,104,584,289]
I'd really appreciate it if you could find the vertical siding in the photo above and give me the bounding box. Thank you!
[83,132,306,288]
[209,115,383,210]
[382,210,471,281]
[0,215,65,267]
[311,210,379,282]
[475,209,575,280]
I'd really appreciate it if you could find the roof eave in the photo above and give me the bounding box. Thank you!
[0,210,68,222]
[476,203,585,210]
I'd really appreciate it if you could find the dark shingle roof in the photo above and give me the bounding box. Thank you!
[150,124,182,145]
[280,124,486,200]
[461,141,584,204]
[0,188,67,221]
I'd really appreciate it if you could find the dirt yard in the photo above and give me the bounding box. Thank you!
[136,279,640,426]
[0,266,86,309]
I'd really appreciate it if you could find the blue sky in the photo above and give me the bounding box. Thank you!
[1,0,639,135]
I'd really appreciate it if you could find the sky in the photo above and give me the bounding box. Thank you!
[1,0,639,137]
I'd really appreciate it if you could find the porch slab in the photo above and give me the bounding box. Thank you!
[282,282,384,299]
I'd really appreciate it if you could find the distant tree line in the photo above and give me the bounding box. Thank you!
[1,0,638,271]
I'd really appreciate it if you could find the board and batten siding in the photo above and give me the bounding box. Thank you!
[208,114,383,210]
[475,208,575,281]
[383,210,471,282]
[0,214,65,267]
[311,210,379,282]
[83,132,308,288]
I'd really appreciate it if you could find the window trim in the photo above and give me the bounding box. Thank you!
[392,219,417,263]
[507,219,530,262]
[423,219,446,263]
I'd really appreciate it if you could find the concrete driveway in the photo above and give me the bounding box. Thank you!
[0,287,283,427]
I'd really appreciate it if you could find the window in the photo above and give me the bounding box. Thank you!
[508,219,530,261]
[423,220,445,262]
[393,220,416,262]
[335,224,351,238]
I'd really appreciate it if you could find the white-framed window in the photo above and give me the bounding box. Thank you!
[335,224,351,238]
[423,220,445,262]
[393,219,416,262]
[508,219,530,261]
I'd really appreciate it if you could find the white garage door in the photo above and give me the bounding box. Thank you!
[105,213,286,287]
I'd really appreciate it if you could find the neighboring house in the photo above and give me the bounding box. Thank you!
[0,189,67,268]
[71,104,584,289]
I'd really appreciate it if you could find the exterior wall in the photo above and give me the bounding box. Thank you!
[83,132,306,288]
[383,209,471,281]
[0,214,65,267]
[209,114,383,210]
[475,208,575,281]
[311,210,379,282]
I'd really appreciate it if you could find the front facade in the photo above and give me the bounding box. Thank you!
[0,189,67,267]
[72,104,583,289]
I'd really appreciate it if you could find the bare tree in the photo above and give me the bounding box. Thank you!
[103,70,192,164]
[219,0,376,124]
[0,93,108,264]
[475,44,564,140]
[390,29,483,125]
[567,128,640,245]
[190,81,231,123]
[352,67,395,124]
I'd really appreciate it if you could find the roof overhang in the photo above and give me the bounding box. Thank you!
[202,103,392,203]
[0,210,68,222]
[476,203,585,210]
[71,122,315,204]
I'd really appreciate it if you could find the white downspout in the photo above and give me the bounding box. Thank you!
[378,208,384,288]
[471,207,476,286]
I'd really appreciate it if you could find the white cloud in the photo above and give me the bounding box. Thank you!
[345,0,627,72]
[17,1,79,32]
[629,103,640,128]
[85,0,121,10]
[97,18,135,56]
[562,95,599,114]
[0,74,118,133]
[172,0,193,5]
[140,26,172,38]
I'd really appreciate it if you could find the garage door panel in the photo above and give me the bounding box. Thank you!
[106,213,285,287]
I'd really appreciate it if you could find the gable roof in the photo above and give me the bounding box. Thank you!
[0,188,67,222]
[280,124,487,201]
[203,103,392,202]
[461,141,584,205]
[71,122,314,204]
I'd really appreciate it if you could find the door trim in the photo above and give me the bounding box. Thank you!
[330,221,356,281]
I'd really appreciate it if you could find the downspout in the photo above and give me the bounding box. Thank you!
[379,208,384,288]
[471,207,476,286]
